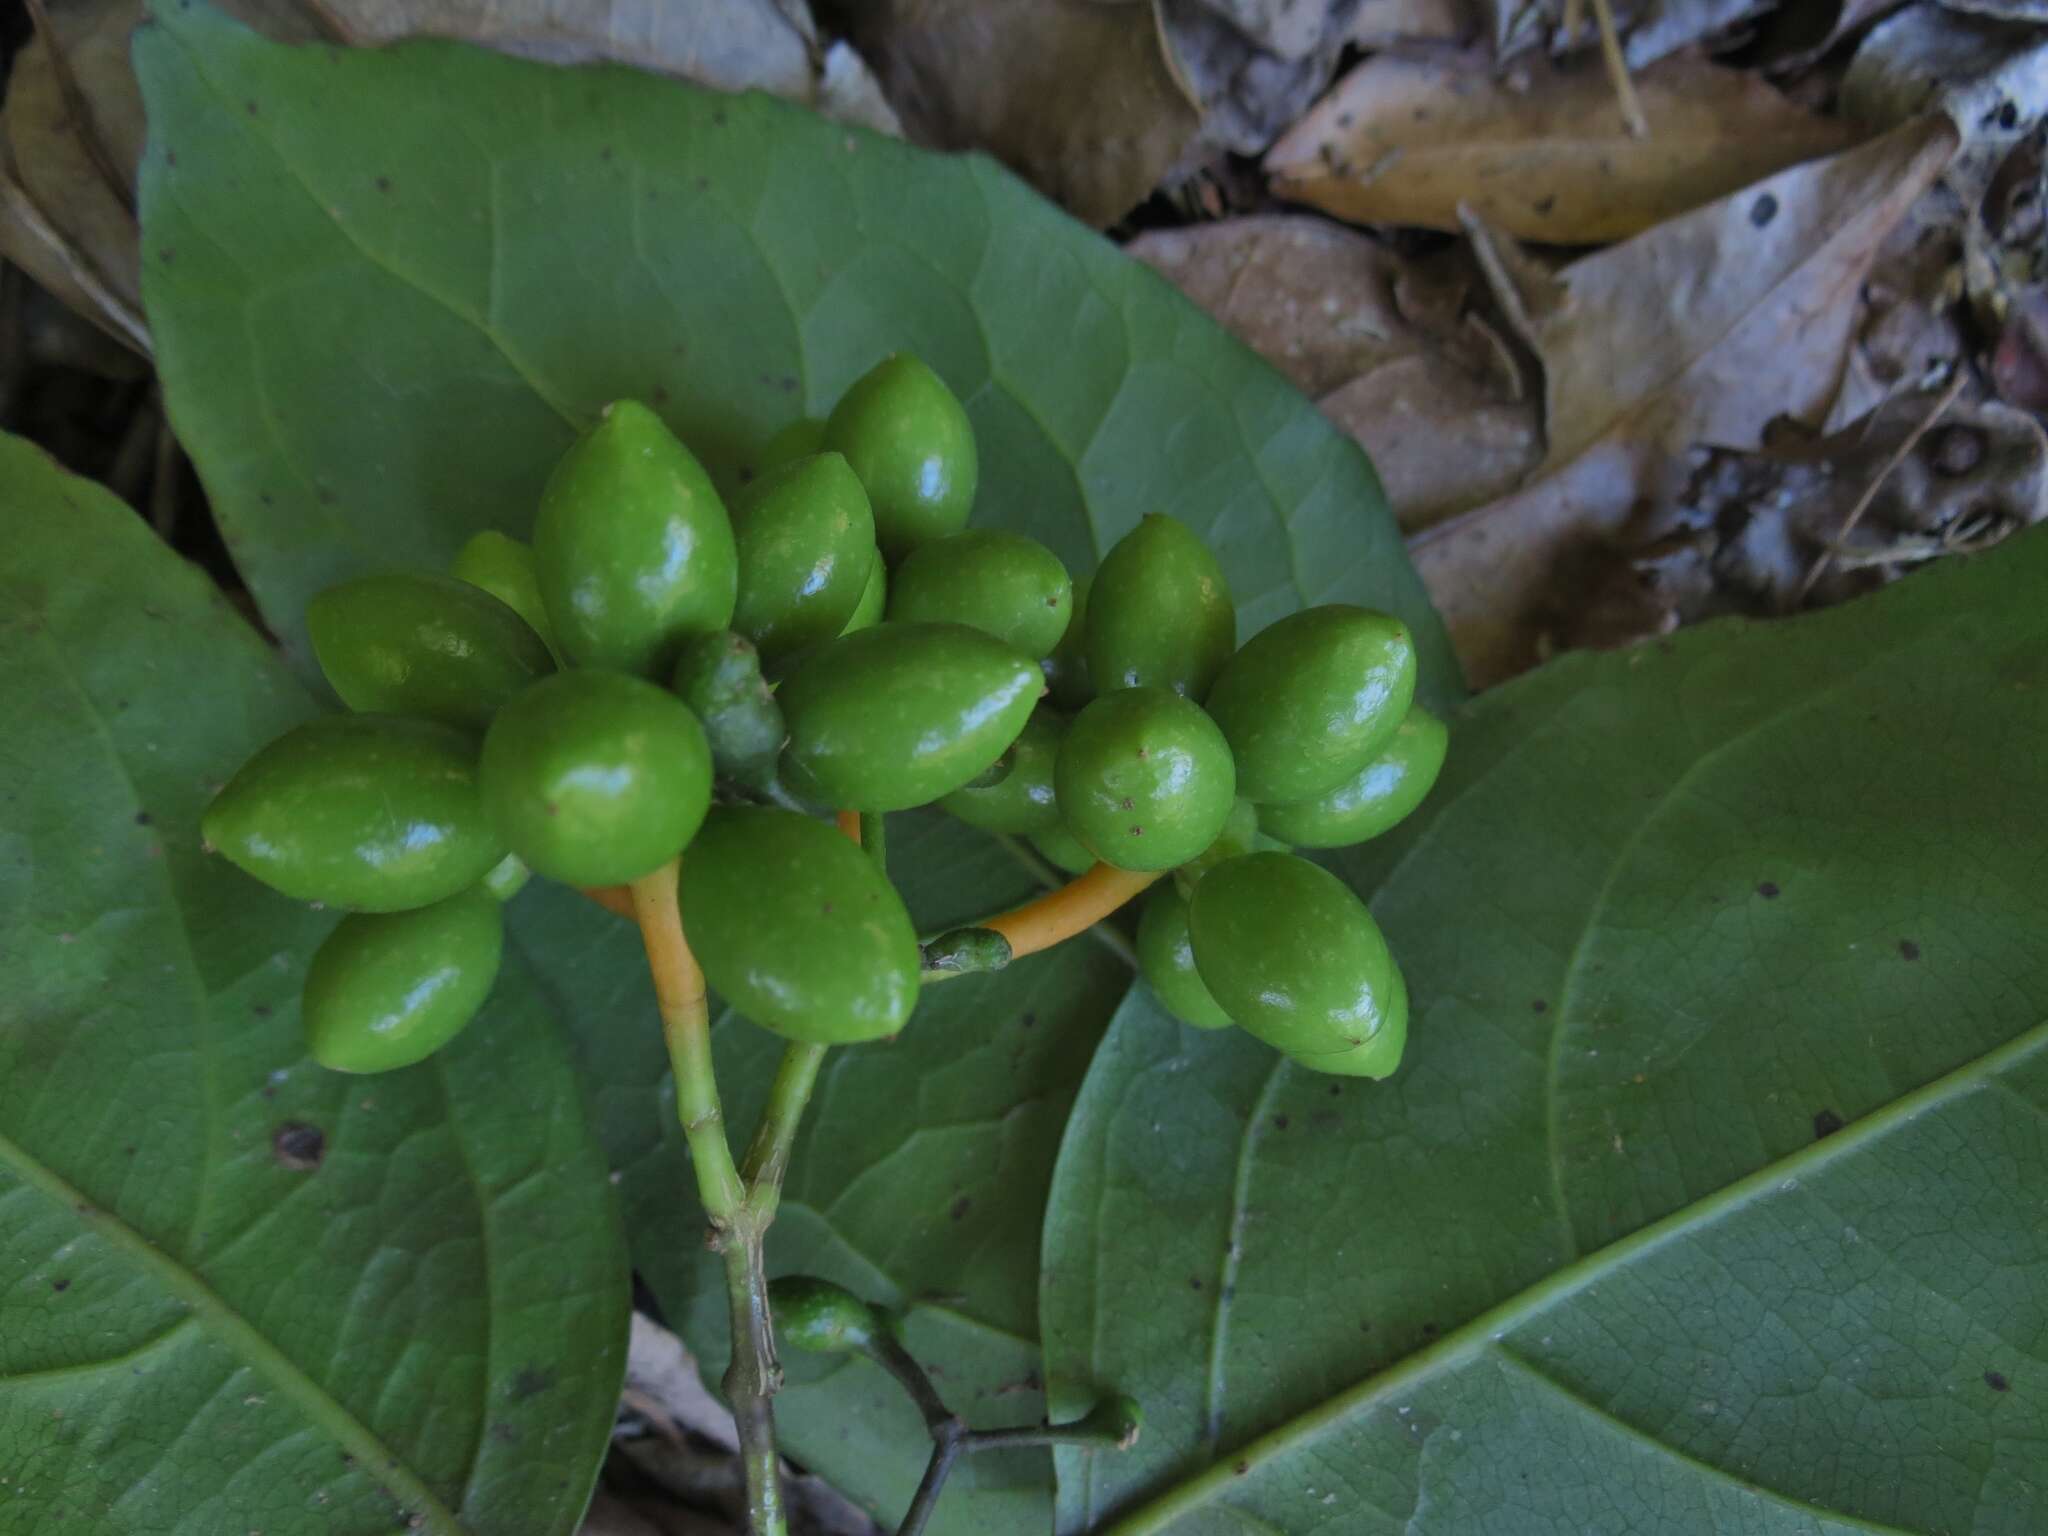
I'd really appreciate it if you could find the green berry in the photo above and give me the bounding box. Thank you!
[779,624,1043,812]
[1041,571,1093,712]
[480,671,712,887]
[534,399,738,674]
[729,453,877,664]
[1173,797,1259,893]
[1029,819,1097,875]
[769,1275,883,1354]
[203,716,504,912]
[451,530,561,662]
[1135,883,1233,1029]
[1205,606,1418,804]
[1257,709,1447,848]
[939,706,1064,834]
[303,892,504,1073]
[1055,687,1236,872]
[670,631,785,787]
[825,354,977,559]
[752,417,829,476]
[1086,515,1234,700]
[1188,852,1402,1069]
[680,807,919,1044]
[307,571,554,731]
[887,530,1074,658]
[479,852,532,902]
[841,547,887,635]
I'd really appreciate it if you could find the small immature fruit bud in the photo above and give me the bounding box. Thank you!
[770,1275,883,1354]
[671,631,785,787]
[920,926,1013,977]
[940,707,1064,834]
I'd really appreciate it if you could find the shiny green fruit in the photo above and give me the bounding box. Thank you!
[939,707,1064,833]
[1174,797,1259,893]
[1086,515,1234,699]
[671,631,785,786]
[887,531,1074,659]
[729,453,877,663]
[1135,883,1233,1029]
[753,417,828,476]
[1258,709,1447,848]
[303,892,504,1073]
[679,807,919,1043]
[308,571,555,731]
[1287,962,1408,1079]
[1206,605,1418,804]
[1056,688,1236,872]
[451,531,561,661]
[770,1275,883,1354]
[1042,571,1093,711]
[534,399,738,674]
[479,852,532,902]
[841,548,887,635]
[824,354,977,559]
[1189,852,1399,1060]
[203,716,503,912]
[779,624,1043,812]
[480,671,712,886]
[1030,820,1097,875]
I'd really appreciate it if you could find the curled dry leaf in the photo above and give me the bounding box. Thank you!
[822,0,1200,226]
[1266,50,1857,243]
[1413,114,1958,686]
[1156,0,1357,155]
[1129,214,1540,528]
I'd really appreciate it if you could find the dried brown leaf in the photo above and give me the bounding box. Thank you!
[1349,0,1473,46]
[1484,0,1774,69]
[1266,51,1858,243]
[1412,115,1959,685]
[825,0,1199,226]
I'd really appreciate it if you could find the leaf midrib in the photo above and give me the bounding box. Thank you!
[1096,1015,2048,1535]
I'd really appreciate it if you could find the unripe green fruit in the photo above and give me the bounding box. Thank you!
[841,548,887,635]
[1286,962,1407,1079]
[1086,515,1234,699]
[1042,571,1093,711]
[1257,709,1447,848]
[680,807,919,1044]
[1205,605,1418,804]
[534,400,738,674]
[303,892,504,1073]
[308,571,555,731]
[769,1275,883,1354]
[939,707,1064,833]
[887,530,1074,659]
[729,453,877,663]
[1135,883,1233,1029]
[753,417,829,476]
[479,852,532,902]
[779,624,1043,812]
[451,530,561,660]
[1055,688,1236,872]
[825,354,977,559]
[203,715,504,912]
[671,631,785,786]
[1029,819,1097,875]
[1173,798,1259,894]
[479,671,712,887]
[1189,852,1401,1065]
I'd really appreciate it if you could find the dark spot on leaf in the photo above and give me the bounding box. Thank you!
[1899,939,1921,961]
[490,1422,520,1444]
[1987,1370,2011,1391]
[544,802,560,817]
[1750,193,1778,228]
[599,146,614,162]
[1757,881,1780,899]
[651,385,670,406]
[1128,825,1143,837]
[134,811,152,826]
[272,1122,325,1171]
[1328,1083,1342,1096]
[1812,1108,1845,1139]
[375,176,391,193]
[1189,1276,1202,1290]
[158,248,174,265]
[316,487,337,506]
[51,1278,70,1293]
[254,1003,273,1018]
[245,100,260,117]
[511,1367,555,1401]
[1273,1115,1290,1130]
[1234,1460,1250,1476]
[1531,999,1548,1013]
[821,901,834,916]
[713,108,728,126]
[1422,1321,1439,1337]
[1020,1012,1036,1029]
[949,1196,971,1222]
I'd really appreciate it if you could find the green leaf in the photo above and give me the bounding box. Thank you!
[134,6,1457,1528]
[0,433,629,1536]
[1041,531,2048,1534]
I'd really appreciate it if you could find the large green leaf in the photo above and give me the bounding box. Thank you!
[0,434,629,1535]
[134,6,1457,1528]
[1042,533,2048,1533]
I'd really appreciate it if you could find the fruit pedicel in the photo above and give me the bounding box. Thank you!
[202,353,1446,1079]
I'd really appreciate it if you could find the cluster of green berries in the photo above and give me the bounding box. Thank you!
[201,352,1443,1081]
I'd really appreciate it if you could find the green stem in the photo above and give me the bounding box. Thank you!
[740,1043,826,1224]
[722,1222,789,1536]
[961,1421,1134,1454]
[860,809,888,869]
[895,1430,964,1536]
